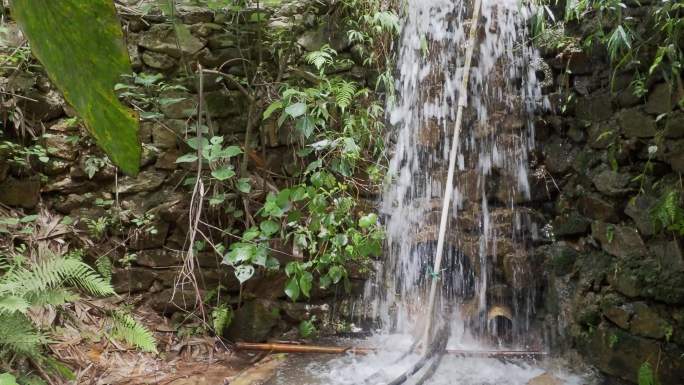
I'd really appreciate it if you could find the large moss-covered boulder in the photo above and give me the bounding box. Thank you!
[225,299,281,342]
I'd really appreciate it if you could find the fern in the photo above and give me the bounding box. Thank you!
[211,305,233,335]
[0,257,114,298]
[0,313,46,357]
[305,45,336,73]
[638,362,658,385]
[95,256,113,283]
[111,311,157,353]
[332,80,356,112]
[651,190,684,235]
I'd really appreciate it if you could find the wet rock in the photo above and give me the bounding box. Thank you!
[629,302,670,340]
[645,82,676,115]
[543,136,578,174]
[43,133,77,160]
[0,178,41,209]
[547,244,578,276]
[224,299,281,342]
[591,222,648,259]
[617,108,656,138]
[582,325,684,385]
[664,139,684,173]
[159,91,197,119]
[552,211,590,236]
[578,194,618,222]
[136,248,171,270]
[575,93,613,123]
[53,193,91,214]
[648,238,684,271]
[526,373,562,385]
[155,150,180,170]
[204,90,242,118]
[128,221,170,250]
[592,168,632,197]
[602,302,632,330]
[111,267,156,294]
[624,194,657,236]
[138,24,206,58]
[197,47,243,68]
[151,123,179,149]
[587,120,619,150]
[549,52,593,75]
[141,50,176,70]
[149,288,202,315]
[206,33,237,50]
[116,170,166,194]
[19,90,65,121]
[189,22,222,38]
[177,5,214,24]
[664,111,684,138]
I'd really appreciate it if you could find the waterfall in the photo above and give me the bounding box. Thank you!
[365,0,544,349]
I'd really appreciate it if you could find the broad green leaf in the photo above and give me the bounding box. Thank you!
[296,116,315,138]
[211,166,236,181]
[299,271,313,298]
[234,264,255,284]
[0,373,19,385]
[359,213,378,229]
[220,145,243,158]
[260,220,280,236]
[11,0,141,174]
[243,227,260,241]
[175,154,199,163]
[236,178,252,193]
[263,101,283,120]
[285,102,307,118]
[285,277,300,301]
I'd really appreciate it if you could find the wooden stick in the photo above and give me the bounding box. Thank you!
[234,342,547,358]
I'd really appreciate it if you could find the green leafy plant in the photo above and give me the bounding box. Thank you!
[211,304,233,335]
[638,361,659,385]
[298,316,317,339]
[0,251,114,369]
[110,311,157,353]
[651,189,684,236]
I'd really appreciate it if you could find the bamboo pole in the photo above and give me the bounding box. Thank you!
[233,342,548,358]
[422,0,483,350]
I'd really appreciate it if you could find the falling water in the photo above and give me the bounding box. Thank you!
[366,0,544,348]
[268,1,593,384]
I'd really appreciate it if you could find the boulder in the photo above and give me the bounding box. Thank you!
[617,108,656,138]
[141,50,176,70]
[582,325,684,385]
[138,24,206,58]
[664,111,684,138]
[575,93,613,123]
[526,373,562,385]
[149,288,202,315]
[128,221,170,250]
[591,222,648,259]
[0,178,41,208]
[543,136,577,174]
[629,302,670,340]
[111,267,157,294]
[552,211,590,236]
[624,194,657,236]
[578,194,618,222]
[115,170,166,194]
[645,83,677,115]
[592,168,632,197]
[224,300,281,342]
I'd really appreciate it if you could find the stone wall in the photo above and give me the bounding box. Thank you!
[0,0,371,341]
[532,4,684,384]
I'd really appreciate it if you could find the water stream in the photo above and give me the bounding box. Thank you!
[271,0,590,383]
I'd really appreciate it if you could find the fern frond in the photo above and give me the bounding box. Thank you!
[0,295,30,314]
[305,45,336,72]
[111,311,157,353]
[0,257,114,298]
[333,80,356,112]
[26,288,79,307]
[0,313,45,357]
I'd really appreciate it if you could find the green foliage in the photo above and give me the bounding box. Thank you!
[11,0,142,174]
[111,311,158,353]
[532,1,683,95]
[651,189,684,235]
[638,362,658,385]
[0,373,19,385]
[211,304,233,335]
[298,316,317,339]
[0,250,114,361]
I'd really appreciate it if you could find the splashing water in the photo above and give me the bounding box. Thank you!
[365,0,545,347]
[268,1,593,383]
